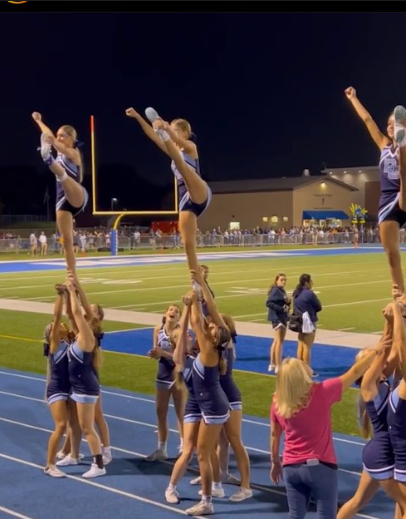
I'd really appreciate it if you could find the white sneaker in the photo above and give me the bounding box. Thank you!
[56,455,79,467]
[268,364,275,373]
[198,486,225,498]
[190,475,201,485]
[220,472,240,485]
[145,448,167,461]
[102,446,113,466]
[40,133,52,161]
[186,501,214,516]
[229,487,253,502]
[44,465,66,478]
[82,463,106,478]
[57,451,85,460]
[394,105,406,145]
[145,107,160,123]
[165,487,180,504]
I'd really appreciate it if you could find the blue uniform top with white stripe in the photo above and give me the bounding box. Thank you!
[171,152,200,211]
[192,353,230,424]
[361,380,394,477]
[379,144,400,210]
[182,355,196,393]
[48,340,70,388]
[155,324,177,389]
[220,344,242,410]
[365,380,390,435]
[158,324,176,368]
[55,153,81,206]
[68,341,99,396]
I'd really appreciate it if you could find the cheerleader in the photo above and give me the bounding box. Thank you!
[146,304,184,460]
[32,112,88,274]
[65,278,105,478]
[387,296,406,500]
[43,285,72,477]
[57,275,110,466]
[266,273,290,373]
[165,294,201,503]
[184,277,231,515]
[345,88,405,291]
[125,107,211,285]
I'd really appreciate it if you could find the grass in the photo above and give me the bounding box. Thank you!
[0,251,401,332]
[1,248,398,436]
[0,249,385,436]
[0,312,361,436]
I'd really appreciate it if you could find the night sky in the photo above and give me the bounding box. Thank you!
[1,12,405,217]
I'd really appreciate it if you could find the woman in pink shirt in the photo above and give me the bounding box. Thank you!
[270,351,382,519]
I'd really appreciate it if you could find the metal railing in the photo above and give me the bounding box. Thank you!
[0,231,384,255]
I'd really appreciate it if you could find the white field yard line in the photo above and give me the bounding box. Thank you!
[22,277,390,302]
[0,506,36,519]
[0,297,381,348]
[0,265,390,286]
[113,285,391,311]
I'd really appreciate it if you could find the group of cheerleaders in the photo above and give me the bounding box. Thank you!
[33,87,406,516]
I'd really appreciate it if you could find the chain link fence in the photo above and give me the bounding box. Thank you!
[0,230,388,255]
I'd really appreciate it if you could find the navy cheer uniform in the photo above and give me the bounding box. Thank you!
[220,335,242,411]
[192,354,230,425]
[387,382,406,482]
[378,145,406,226]
[362,380,395,480]
[68,341,100,404]
[55,153,89,216]
[156,325,177,391]
[46,340,70,406]
[182,355,202,424]
[171,151,212,217]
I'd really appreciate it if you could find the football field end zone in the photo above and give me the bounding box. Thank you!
[0,297,379,349]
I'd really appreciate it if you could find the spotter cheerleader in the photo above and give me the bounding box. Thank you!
[146,304,184,461]
[43,285,72,478]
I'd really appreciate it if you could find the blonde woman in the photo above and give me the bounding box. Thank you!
[270,350,381,519]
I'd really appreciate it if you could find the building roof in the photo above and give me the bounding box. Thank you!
[208,176,359,194]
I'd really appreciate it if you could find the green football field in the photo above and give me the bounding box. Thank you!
[0,248,401,436]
